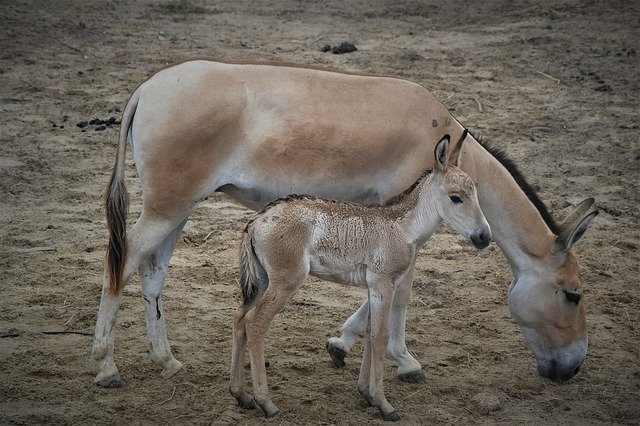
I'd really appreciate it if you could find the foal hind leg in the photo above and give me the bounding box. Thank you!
[139,220,187,380]
[92,212,188,387]
[246,270,306,418]
[229,304,256,409]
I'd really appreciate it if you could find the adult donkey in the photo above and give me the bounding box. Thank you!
[92,60,597,388]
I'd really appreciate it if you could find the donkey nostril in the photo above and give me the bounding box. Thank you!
[574,365,580,375]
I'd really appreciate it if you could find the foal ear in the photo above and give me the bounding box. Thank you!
[559,210,599,252]
[434,134,451,172]
[449,129,468,167]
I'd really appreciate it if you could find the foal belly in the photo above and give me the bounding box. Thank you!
[308,255,367,287]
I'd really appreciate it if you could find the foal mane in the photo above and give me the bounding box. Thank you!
[383,169,432,206]
[470,131,560,235]
[246,170,434,231]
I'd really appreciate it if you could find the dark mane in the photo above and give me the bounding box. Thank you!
[384,169,432,206]
[470,131,560,235]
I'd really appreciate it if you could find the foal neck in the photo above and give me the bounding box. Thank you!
[389,173,442,247]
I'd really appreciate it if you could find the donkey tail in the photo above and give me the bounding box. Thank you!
[239,224,262,305]
[105,87,139,295]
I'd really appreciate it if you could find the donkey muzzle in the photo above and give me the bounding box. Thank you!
[537,358,582,383]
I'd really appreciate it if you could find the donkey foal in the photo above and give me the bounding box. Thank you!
[229,131,491,421]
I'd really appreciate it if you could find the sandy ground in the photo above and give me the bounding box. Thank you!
[1,0,639,424]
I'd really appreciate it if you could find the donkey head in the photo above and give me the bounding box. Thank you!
[508,198,598,382]
[433,131,492,249]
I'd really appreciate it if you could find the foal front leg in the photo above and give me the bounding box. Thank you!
[387,264,425,383]
[359,280,400,421]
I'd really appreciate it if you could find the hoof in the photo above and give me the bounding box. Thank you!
[238,398,256,410]
[382,411,401,422]
[398,370,426,383]
[161,360,186,380]
[259,403,280,419]
[94,372,123,388]
[229,388,256,410]
[326,340,347,368]
[358,387,373,406]
[264,408,280,419]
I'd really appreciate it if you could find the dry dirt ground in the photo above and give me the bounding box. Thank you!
[1,0,639,424]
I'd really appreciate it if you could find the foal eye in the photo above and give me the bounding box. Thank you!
[449,195,463,204]
[564,290,582,305]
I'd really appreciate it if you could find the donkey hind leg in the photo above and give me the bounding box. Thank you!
[359,280,400,422]
[139,220,187,380]
[328,263,424,382]
[326,297,369,367]
[387,264,425,383]
[245,269,307,418]
[92,212,188,387]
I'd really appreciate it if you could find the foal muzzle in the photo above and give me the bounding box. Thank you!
[471,231,491,249]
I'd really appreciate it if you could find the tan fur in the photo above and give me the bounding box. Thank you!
[93,60,596,391]
[230,136,490,420]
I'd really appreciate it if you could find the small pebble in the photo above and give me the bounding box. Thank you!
[471,391,502,414]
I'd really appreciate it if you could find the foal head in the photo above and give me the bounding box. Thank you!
[432,131,491,249]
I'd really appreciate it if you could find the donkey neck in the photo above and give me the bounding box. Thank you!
[462,137,557,272]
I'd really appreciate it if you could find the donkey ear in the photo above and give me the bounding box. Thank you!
[559,210,598,252]
[558,198,595,233]
[434,134,451,171]
[449,129,468,167]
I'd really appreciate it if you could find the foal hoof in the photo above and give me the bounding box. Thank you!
[229,388,256,410]
[260,404,280,419]
[357,388,373,407]
[326,340,347,368]
[94,372,123,388]
[398,369,426,383]
[238,399,256,410]
[382,411,401,422]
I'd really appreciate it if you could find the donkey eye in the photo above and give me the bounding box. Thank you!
[564,290,582,305]
[449,195,463,204]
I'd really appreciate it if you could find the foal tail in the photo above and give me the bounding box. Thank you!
[105,87,140,295]
[239,224,263,305]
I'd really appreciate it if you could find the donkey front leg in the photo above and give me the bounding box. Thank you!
[139,220,187,380]
[326,299,368,367]
[328,264,424,383]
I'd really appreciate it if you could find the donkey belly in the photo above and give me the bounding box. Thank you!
[218,176,385,211]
